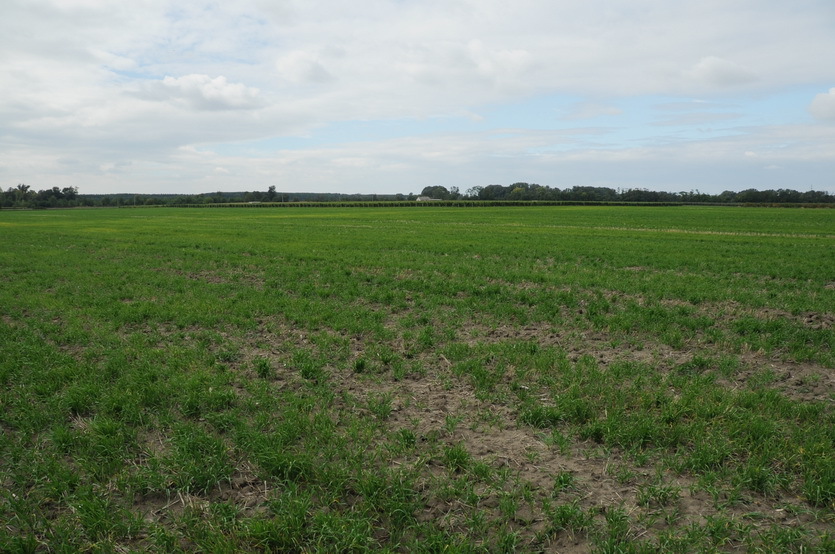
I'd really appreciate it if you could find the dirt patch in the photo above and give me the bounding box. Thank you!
[166,308,833,550]
[801,311,834,330]
[459,322,692,371]
[720,356,834,404]
[211,465,271,517]
[152,265,266,291]
[135,464,269,530]
[137,429,171,458]
[701,300,834,331]
[461,323,563,348]
[186,269,265,291]
[266,347,828,549]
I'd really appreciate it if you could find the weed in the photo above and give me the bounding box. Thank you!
[593,505,632,551]
[544,429,571,454]
[519,404,563,428]
[392,428,416,450]
[353,357,367,372]
[444,414,464,434]
[546,500,594,537]
[498,493,518,519]
[252,357,272,378]
[367,393,393,421]
[442,443,472,473]
[552,470,575,495]
[637,482,681,508]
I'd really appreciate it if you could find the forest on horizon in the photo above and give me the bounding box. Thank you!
[2,182,833,209]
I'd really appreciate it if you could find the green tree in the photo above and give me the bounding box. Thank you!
[62,187,78,201]
[465,186,483,199]
[420,185,450,200]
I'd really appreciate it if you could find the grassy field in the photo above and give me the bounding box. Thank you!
[1,205,833,552]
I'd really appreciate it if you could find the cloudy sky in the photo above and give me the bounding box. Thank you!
[2,0,835,195]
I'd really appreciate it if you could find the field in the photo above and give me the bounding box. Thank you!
[1,205,833,552]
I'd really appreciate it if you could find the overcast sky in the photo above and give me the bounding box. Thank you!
[2,0,835,195]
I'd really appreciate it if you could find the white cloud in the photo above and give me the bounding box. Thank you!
[90,48,138,72]
[142,74,264,111]
[687,56,758,87]
[810,88,835,121]
[276,51,335,85]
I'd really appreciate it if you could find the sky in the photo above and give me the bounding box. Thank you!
[2,0,835,196]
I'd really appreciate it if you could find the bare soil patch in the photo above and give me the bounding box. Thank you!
[209,316,833,550]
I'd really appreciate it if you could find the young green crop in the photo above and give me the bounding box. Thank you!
[1,205,832,551]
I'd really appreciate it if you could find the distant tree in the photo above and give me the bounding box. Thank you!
[736,189,767,203]
[267,185,277,201]
[478,184,508,200]
[465,186,483,199]
[716,190,736,203]
[33,187,65,207]
[1,184,35,207]
[508,182,530,200]
[62,187,78,201]
[420,185,450,199]
[619,188,658,202]
[800,189,830,203]
[15,184,31,203]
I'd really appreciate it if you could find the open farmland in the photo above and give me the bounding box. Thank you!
[1,205,833,552]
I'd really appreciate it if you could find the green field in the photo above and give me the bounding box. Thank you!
[1,206,833,552]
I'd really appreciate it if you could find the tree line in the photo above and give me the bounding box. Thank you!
[0,184,80,208]
[422,183,834,204]
[2,182,833,209]
[0,184,419,208]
